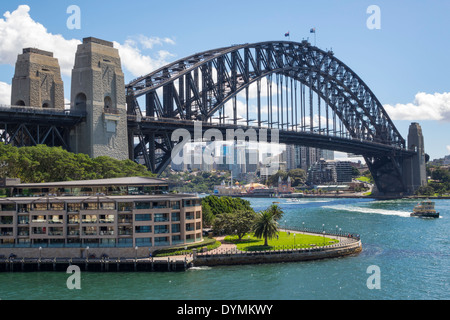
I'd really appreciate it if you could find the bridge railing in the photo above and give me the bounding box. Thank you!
[0,105,86,117]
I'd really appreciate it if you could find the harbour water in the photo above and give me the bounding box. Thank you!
[0,197,448,300]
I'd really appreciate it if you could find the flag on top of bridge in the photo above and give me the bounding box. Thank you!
[310,28,316,33]
[285,31,290,37]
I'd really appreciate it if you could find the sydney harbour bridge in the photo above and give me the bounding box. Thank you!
[0,38,426,196]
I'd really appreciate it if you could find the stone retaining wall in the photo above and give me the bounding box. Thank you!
[193,240,362,266]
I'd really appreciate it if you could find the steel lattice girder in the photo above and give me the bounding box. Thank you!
[126,41,404,150]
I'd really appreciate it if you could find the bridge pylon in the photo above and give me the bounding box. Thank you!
[69,37,128,160]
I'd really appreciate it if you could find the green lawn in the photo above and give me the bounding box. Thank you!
[224,231,339,252]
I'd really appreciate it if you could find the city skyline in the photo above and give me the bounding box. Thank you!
[0,1,449,160]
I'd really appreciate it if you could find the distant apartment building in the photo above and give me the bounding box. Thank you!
[307,160,352,185]
[283,145,334,171]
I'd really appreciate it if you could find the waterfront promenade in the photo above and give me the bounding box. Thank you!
[0,229,361,272]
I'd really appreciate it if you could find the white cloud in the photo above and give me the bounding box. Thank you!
[0,81,11,105]
[384,92,450,122]
[446,145,450,154]
[0,5,176,80]
[137,35,176,49]
[0,5,80,76]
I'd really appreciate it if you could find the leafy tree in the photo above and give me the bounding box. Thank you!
[212,210,256,240]
[0,143,154,183]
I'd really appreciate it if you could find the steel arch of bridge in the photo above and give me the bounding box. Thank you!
[126,40,414,193]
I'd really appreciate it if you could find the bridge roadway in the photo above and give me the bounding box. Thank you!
[0,106,415,161]
[127,115,416,158]
[0,105,86,126]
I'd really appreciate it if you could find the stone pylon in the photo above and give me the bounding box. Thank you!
[11,48,64,109]
[402,122,427,194]
[69,37,128,160]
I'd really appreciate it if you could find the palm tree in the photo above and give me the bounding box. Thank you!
[266,204,284,221]
[252,210,279,247]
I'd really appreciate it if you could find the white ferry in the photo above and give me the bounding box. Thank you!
[411,199,440,218]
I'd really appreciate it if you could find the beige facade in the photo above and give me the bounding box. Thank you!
[0,178,203,257]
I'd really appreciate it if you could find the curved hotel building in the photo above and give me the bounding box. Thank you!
[0,177,202,258]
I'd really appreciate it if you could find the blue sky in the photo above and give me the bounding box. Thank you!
[0,0,449,160]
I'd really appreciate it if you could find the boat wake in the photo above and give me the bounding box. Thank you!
[323,205,411,217]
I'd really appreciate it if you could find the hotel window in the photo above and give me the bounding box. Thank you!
[154,237,169,246]
[99,202,115,210]
[49,215,63,224]
[171,201,180,210]
[171,224,180,233]
[136,237,152,246]
[135,226,152,233]
[154,213,169,222]
[186,212,195,220]
[67,226,80,236]
[172,235,182,245]
[135,214,152,221]
[100,226,114,235]
[18,227,29,236]
[82,215,98,223]
[82,202,98,210]
[33,203,48,211]
[32,227,46,235]
[68,214,80,224]
[154,225,169,234]
[171,212,180,222]
[186,223,194,231]
[152,201,167,209]
[82,226,97,236]
[118,238,132,247]
[1,204,15,211]
[17,204,30,213]
[67,203,81,212]
[196,211,201,219]
[0,227,13,236]
[48,227,63,236]
[100,238,116,247]
[0,216,13,224]
[118,202,133,211]
[49,202,64,211]
[32,215,46,223]
[99,214,114,223]
[118,226,132,235]
[18,215,29,225]
[135,201,151,210]
[118,214,132,223]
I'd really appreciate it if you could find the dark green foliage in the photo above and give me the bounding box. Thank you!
[202,195,253,216]
[0,143,154,183]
